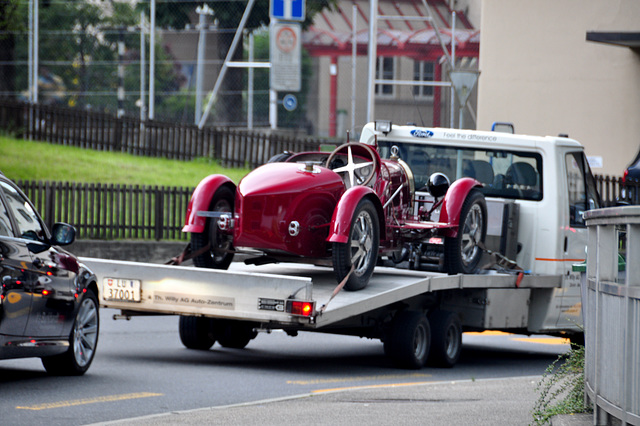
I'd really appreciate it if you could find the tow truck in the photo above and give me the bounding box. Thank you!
[83,121,601,369]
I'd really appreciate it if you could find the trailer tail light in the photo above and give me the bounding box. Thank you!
[286,300,315,317]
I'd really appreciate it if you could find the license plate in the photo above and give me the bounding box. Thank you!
[103,278,141,302]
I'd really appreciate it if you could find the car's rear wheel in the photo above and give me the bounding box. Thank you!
[191,185,235,269]
[444,189,487,274]
[333,199,379,291]
[42,290,99,376]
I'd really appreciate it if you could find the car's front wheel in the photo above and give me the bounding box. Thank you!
[444,189,487,274]
[42,290,100,376]
[333,198,379,291]
[191,185,235,270]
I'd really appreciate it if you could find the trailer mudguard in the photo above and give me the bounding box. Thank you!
[182,175,236,233]
[328,186,385,244]
[438,177,482,237]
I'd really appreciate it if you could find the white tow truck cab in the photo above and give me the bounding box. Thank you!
[86,122,600,370]
[360,121,600,334]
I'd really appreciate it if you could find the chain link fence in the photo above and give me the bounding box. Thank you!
[0,0,480,137]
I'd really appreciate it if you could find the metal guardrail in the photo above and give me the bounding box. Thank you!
[583,206,640,425]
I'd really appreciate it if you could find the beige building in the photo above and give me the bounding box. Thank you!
[478,0,640,177]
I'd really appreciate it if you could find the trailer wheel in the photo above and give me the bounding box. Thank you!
[215,320,257,349]
[192,185,235,270]
[383,311,431,369]
[179,316,216,350]
[444,189,487,274]
[427,311,462,368]
[333,198,379,291]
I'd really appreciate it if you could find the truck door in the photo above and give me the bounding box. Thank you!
[557,151,601,327]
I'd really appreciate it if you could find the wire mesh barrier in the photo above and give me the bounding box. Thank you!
[0,0,481,137]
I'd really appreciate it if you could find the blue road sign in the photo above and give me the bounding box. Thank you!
[271,0,305,22]
[283,94,297,111]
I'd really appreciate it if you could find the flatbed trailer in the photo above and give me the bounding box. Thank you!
[82,257,564,369]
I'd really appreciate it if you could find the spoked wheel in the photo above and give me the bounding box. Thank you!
[191,185,235,269]
[325,143,379,188]
[444,189,487,274]
[42,291,100,376]
[428,310,462,368]
[384,310,431,369]
[333,199,379,291]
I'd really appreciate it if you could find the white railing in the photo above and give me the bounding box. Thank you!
[583,206,640,425]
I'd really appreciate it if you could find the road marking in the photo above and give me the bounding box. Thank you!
[312,380,435,394]
[287,373,431,386]
[16,392,163,411]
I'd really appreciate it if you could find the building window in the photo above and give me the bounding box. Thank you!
[375,57,395,97]
[413,61,435,98]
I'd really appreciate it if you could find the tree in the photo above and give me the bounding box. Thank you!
[0,0,23,97]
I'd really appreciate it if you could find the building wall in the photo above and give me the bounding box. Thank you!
[478,0,640,176]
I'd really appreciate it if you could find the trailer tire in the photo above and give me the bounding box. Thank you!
[192,185,235,270]
[384,311,431,369]
[428,311,462,368]
[215,320,257,349]
[179,316,216,350]
[333,198,379,291]
[444,189,487,274]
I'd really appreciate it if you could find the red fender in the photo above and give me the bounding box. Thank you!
[328,186,385,244]
[438,177,482,237]
[182,175,236,233]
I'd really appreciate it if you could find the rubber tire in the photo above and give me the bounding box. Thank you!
[179,316,216,350]
[191,185,235,270]
[333,199,379,291]
[444,189,487,274]
[383,311,431,369]
[214,320,257,349]
[427,311,462,368]
[41,290,100,376]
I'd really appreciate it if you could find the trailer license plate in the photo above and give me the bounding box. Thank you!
[103,278,141,302]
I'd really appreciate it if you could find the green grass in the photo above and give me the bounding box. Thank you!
[0,135,252,186]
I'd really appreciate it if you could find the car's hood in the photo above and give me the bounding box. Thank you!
[238,162,344,196]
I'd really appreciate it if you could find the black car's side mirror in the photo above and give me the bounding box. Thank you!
[50,223,76,246]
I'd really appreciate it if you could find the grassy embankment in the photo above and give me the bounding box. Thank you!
[0,135,251,186]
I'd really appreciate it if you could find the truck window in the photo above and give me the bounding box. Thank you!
[378,142,543,201]
[565,152,601,227]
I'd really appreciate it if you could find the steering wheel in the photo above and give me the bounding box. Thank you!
[325,143,379,188]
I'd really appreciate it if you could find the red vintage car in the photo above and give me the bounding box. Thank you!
[182,141,487,291]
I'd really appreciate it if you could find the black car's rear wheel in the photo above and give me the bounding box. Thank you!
[333,199,379,291]
[192,185,235,269]
[42,290,99,376]
[444,189,487,274]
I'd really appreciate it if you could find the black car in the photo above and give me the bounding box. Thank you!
[621,149,640,204]
[0,172,99,375]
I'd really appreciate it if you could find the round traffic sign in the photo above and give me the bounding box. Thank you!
[283,94,297,111]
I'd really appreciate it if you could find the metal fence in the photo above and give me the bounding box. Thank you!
[583,206,640,425]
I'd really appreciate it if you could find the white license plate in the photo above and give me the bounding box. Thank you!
[103,278,141,302]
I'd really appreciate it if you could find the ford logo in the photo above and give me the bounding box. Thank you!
[411,129,434,138]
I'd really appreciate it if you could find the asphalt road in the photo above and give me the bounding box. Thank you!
[0,308,570,425]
